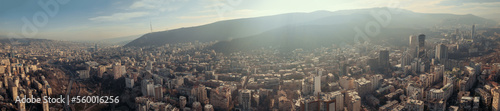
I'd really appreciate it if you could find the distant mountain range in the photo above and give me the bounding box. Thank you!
[125,7,498,52]
[0,37,52,45]
[125,10,336,47]
[98,34,142,45]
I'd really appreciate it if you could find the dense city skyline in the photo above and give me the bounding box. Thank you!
[1,1,500,111]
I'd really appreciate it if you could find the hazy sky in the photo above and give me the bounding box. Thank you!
[0,0,499,41]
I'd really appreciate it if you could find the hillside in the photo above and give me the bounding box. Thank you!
[124,11,337,47]
[125,7,497,53]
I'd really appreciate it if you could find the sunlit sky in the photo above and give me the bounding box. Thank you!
[0,0,499,41]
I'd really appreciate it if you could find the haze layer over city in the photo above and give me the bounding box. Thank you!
[1,0,500,111]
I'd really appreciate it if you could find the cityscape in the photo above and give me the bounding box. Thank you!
[1,0,500,111]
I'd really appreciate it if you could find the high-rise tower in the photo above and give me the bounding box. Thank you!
[418,34,425,48]
[471,24,475,39]
[435,44,448,62]
[379,50,389,68]
[314,68,322,95]
[417,34,426,58]
[409,35,417,48]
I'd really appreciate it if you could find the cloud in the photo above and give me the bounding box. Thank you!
[130,0,158,9]
[89,12,150,22]
[129,0,190,12]
[438,0,500,6]
[177,15,216,19]
[163,6,182,12]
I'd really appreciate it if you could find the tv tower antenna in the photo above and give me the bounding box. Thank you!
[150,20,153,33]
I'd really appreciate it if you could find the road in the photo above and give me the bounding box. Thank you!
[65,79,74,111]
[53,64,76,111]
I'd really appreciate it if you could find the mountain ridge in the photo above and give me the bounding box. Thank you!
[124,10,345,47]
[125,7,497,52]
